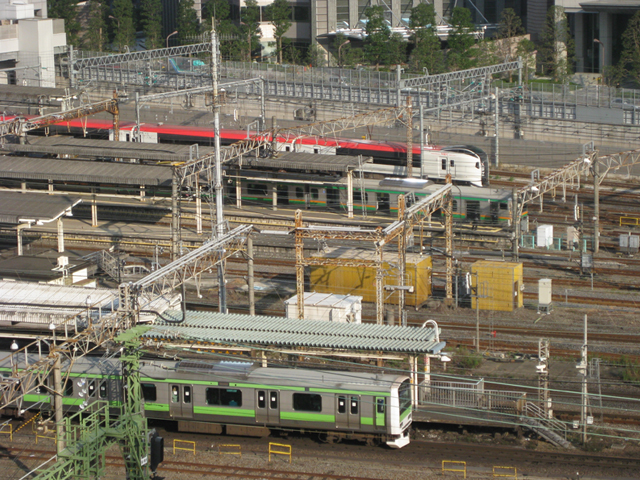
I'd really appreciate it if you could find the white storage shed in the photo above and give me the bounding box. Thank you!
[284,292,363,323]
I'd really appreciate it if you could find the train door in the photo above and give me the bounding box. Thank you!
[169,384,193,419]
[378,193,390,214]
[256,390,268,424]
[268,390,280,424]
[375,397,386,430]
[336,395,348,429]
[349,395,361,428]
[326,187,340,209]
[467,201,480,222]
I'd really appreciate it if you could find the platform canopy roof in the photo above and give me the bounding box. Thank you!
[2,136,215,162]
[144,311,444,354]
[0,192,81,224]
[0,156,172,186]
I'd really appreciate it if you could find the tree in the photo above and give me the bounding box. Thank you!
[306,43,326,67]
[516,37,536,81]
[83,0,107,52]
[177,0,200,44]
[202,0,241,60]
[363,6,393,69]
[539,5,574,82]
[447,7,476,71]
[408,3,444,74]
[49,0,81,46]
[141,0,163,50]
[267,0,292,64]
[240,0,262,61]
[111,0,135,52]
[496,8,524,63]
[621,11,640,86]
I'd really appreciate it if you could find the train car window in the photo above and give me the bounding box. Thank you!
[88,380,96,397]
[141,383,157,402]
[350,396,359,415]
[338,396,346,414]
[376,398,386,414]
[171,386,179,403]
[441,159,446,170]
[248,183,267,196]
[310,188,319,200]
[353,192,367,203]
[475,162,480,169]
[258,390,266,409]
[63,380,73,397]
[292,393,322,412]
[295,187,304,198]
[184,386,192,404]
[452,200,458,212]
[270,391,278,409]
[205,388,242,407]
[500,202,509,210]
[450,160,455,167]
[99,381,107,399]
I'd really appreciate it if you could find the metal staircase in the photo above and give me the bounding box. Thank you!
[84,249,128,282]
[520,402,575,449]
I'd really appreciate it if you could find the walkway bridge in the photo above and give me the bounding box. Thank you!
[414,378,573,449]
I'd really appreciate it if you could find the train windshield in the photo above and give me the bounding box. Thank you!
[398,379,412,415]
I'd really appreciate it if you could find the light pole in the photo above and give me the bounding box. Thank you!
[338,39,350,67]
[594,38,604,78]
[166,30,178,48]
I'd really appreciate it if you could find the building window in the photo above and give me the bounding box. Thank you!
[293,393,322,412]
[337,0,349,25]
[293,5,310,22]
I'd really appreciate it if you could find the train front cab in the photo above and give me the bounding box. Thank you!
[386,378,412,448]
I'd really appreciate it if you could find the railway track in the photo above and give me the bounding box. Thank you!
[0,448,381,480]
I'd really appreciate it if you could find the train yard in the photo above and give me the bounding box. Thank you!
[1,53,640,480]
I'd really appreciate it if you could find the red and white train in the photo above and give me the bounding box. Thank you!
[13,116,488,186]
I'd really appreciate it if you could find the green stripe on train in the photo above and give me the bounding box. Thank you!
[400,408,411,422]
[360,417,374,425]
[280,412,335,423]
[144,403,170,412]
[193,406,256,417]
[309,388,390,396]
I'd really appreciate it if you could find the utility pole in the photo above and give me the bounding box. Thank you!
[406,96,413,178]
[247,236,255,316]
[211,23,227,313]
[52,355,65,453]
[419,101,425,179]
[537,338,551,418]
[593,159,600,253]
[579,314,589,445]
[494,87,499,168]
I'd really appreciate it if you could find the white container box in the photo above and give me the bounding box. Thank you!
[537,225,554,248]
[284,292,362,323]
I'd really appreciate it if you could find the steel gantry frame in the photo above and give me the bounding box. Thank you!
[294,181,452,324]
[513,147,640,259]
[399,59,523,89]
[0,94,120,140]
[0,225,251,479]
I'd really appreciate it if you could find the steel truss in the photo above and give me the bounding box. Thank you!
[122,225,252,318]
[294,183,451,324]
[400,60,522,89]
[0,97,119,138]
[71,43,212,70]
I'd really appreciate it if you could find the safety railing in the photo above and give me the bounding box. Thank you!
[0,423,12,442]
[268,442,292,463]
[173,439,196,456]
[493,466,517,478]
[523,402,568,440]
[620,216,640,226]
[442,460,466,478]
[218,444,241,456]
